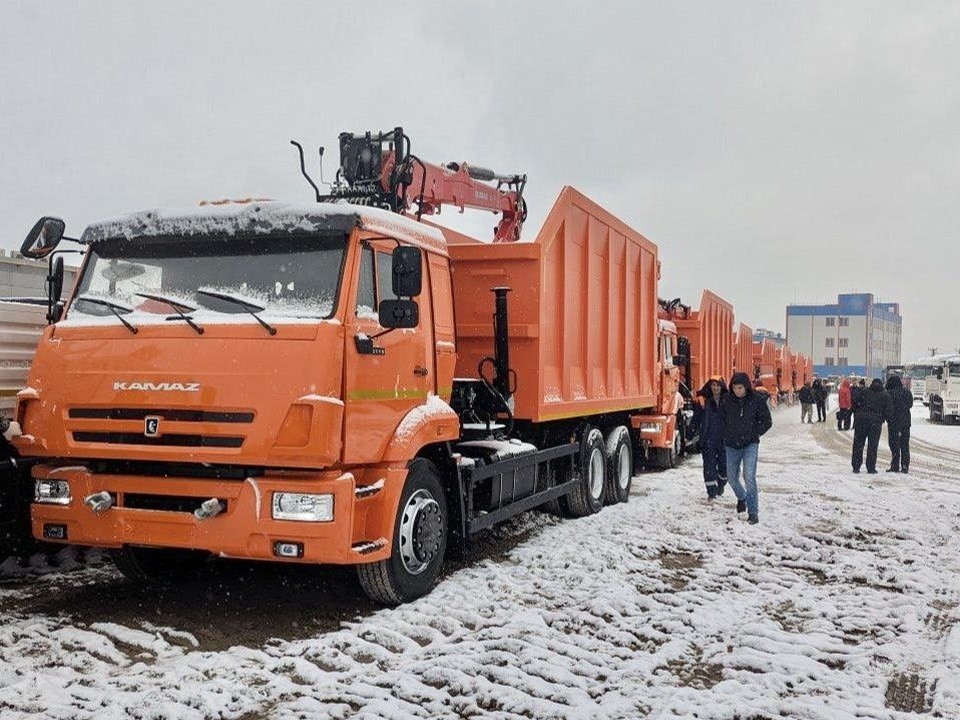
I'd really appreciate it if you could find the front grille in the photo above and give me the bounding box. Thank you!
[69,408,254,423]
[73,432,243,448]
[89,460,260,480]
[122,493,228,513]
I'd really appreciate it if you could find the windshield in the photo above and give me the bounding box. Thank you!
[908,366,932,378]
[71,234,348,321]
[948,363,960,378]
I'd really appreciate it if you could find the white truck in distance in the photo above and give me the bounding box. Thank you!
[927,355,960,424]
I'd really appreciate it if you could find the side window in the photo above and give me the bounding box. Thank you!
[662,336,673,364]
[356,246,376,318]
[376,251,397,302]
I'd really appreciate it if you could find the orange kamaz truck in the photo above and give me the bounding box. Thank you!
[7,127,727,603]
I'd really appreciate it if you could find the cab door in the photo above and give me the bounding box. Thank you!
[342,237,433,464]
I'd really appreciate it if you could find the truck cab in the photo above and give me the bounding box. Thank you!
[16,202,462,596]
[928,355,960,423]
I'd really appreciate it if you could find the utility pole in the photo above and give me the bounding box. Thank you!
[928,346,938,357]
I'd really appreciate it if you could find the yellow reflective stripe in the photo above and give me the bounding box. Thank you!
[347,389,428,401]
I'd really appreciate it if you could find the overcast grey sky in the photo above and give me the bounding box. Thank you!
[2,1,958,359]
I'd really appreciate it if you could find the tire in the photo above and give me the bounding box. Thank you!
[655,424,682,469]
[562,427,606,518]
[111,546,209,585]
[357,458,448,606]
[603,426,633,505]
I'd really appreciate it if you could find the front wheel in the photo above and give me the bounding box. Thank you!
[654,423,683,469]
[357,459,448,605]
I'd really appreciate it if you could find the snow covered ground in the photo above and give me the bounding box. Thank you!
[1,407,958,719]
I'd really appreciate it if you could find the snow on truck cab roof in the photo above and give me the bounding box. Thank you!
[80,201,449,256]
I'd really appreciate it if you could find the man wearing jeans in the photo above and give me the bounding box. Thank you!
[719,372,773,525]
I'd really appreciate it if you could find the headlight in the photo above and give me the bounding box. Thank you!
[640,422,660,432]
[35,480,71,505]
[272,492,334,522]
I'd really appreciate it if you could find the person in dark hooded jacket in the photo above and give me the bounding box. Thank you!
[698,377,728,499]
[884,375,913,473]
[812,379,828,422]
[719,372,773,524]
[851,378,890,474]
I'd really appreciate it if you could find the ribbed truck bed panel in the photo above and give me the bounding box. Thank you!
[448,186,659,422]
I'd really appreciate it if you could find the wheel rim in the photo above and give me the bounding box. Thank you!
[617,444,631,491]
[588,447,604,499]
[398,489,443,575]
[673,430,682,456]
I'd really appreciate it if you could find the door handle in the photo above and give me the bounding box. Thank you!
[414,365,429,378]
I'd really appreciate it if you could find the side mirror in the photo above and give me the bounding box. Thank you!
[392,246,422,297]
[22,217,65,259]
[379,298,419,329]
[46,256,65,324]
[50,256,65,303]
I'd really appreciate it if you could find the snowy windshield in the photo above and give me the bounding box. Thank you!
[71,234,348,320]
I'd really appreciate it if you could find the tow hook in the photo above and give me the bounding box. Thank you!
[84,491,113,513]
[194,498,225,520]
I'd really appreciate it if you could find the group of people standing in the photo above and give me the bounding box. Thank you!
[797,379,829,423]
[838,375,913,474]
[697,373,773,525]
[692,370,915,527]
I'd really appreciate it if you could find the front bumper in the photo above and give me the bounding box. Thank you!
[30,464,405,564]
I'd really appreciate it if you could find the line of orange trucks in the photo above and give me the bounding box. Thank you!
[1,127,812,603]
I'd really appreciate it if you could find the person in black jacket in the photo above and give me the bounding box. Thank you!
[798,382,815,423]
[698,377,728,499]
[851,378,890,474]
[884,375,913,473]
[812,378,828,422]
[719,372,773,524]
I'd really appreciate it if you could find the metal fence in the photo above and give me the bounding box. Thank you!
[0,304,45,413]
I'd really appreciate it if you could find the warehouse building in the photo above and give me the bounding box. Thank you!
[786,293,901,379]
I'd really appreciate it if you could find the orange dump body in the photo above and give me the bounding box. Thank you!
[448,187,660,422]
[733,323,754,380]
[776,345,793,393]
[800,354,813,385]
[753,339,779,396]
[672,291,734,395]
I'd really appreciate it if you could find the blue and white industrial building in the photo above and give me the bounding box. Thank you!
[786,293,902,379]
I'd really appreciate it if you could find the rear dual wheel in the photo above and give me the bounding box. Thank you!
[603,426,633,504]
[562,427,606,517]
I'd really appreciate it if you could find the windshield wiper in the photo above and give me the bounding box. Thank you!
[133,292,204,335]
[74,295,138,334]
[195,288,278,336]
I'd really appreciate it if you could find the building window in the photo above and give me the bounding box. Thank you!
[838,356,848,365]
[826,317,836,327]
[825,338,835,348]
[839,338,849,348]
[825,357,835,366]
[839,317,849,327]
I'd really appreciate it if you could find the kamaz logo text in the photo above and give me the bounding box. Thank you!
[113,382,201,392]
